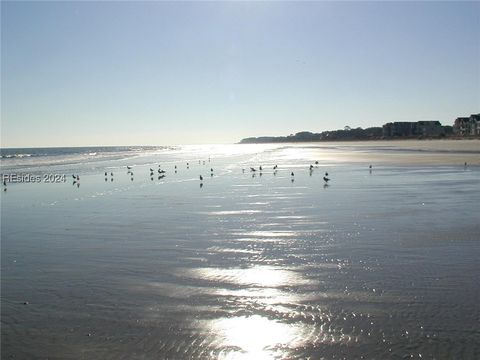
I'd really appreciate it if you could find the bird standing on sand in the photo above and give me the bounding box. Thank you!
[323,176,330,183]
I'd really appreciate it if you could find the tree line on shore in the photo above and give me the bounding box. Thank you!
[239,125,461,144]
[240,126,384,144]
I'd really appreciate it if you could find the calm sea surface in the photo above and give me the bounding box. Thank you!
[1,143,479,359]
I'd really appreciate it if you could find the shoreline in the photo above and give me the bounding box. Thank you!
[268,139,480,166]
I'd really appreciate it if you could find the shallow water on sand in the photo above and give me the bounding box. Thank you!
[1,143,479,359]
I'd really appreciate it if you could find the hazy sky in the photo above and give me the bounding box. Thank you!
[1,1,479,147]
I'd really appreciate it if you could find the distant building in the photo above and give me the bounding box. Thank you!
[453,117,471,136]
[416,121,444,136]
[473,114,480,135]
[383,121,443,137]
[453,114,480,136]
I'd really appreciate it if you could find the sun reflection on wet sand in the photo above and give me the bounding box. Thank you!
[211,315,307,359]
[187,265,314,288]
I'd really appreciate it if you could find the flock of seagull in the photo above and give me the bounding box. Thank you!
[243,161,331,185]
[1,157,360,192]
[1,156,472,193]
[95,158,336,189]
[1,161,471,192]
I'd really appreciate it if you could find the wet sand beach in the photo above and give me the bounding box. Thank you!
[1,141,479,359]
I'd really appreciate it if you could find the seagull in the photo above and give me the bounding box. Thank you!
[104,172,107,176]
[200,175,203,181]
[210,168,213,172]
[127,166,131,170]
[259,166,263,171]
[309,165,313,170]
[323,176,330,183]
[315,161,319,165]
[291,172,294,176]
[325,172,329,177]
[273,165,278,170]
[150,168,154,172]
[250,167,256,172]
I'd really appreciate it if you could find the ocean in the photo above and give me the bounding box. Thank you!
[1,141,479,359]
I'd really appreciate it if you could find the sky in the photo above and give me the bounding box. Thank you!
[1,1,479,147]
